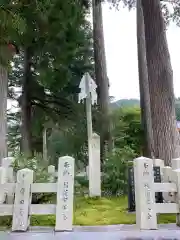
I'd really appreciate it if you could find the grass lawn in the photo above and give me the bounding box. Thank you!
[0,196,176,228]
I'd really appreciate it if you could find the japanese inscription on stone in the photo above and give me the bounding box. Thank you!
[18,177,26,227]
[62,162,70,221]
[55,156,75,231]
[12,169,33,231]
[143,163,152,221]
[128,165,162,212]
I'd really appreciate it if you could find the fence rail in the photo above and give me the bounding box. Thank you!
[0,156,75,232]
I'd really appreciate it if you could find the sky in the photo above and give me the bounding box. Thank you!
[102,4,180,100]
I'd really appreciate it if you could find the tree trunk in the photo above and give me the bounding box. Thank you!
[43,128,48,162]
[141,0,180,165]
[92,0,112,161]
[0,65,8,164]
[21,48,32,156]
[136,0,154,158]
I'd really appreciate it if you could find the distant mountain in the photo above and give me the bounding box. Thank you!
[110,99,180,122]
[111,99,140,109]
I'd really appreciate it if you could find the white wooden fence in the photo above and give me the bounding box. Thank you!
[0,156,75,232]
[3,133,101,199]
[134,156,180,230]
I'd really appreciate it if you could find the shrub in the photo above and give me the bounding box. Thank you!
[101,146,135,196]
[11,152,52,204]
[11,152,50,183]
[74,176,89,196]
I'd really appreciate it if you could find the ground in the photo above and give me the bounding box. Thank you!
[0,196,176,228]
[3,225,180,240]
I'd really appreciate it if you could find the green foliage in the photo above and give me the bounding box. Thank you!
[74,176,89,196]
[11,152,50,183]
[47,109,88,167]
[112,107,143,155]
[102,147,135,195]
[0,2,26,65]
[175,98,180,121]
[75,176,89,187]
[111,98,140,109]
[11,152,53,204]
[7,0,93,156]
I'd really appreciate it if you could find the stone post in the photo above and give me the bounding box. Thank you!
[55,156,74,231]
[134,157,157,229]
[12,168,34,231]
[89,133,101,197]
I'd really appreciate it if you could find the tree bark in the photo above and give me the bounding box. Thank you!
[43,127,48,162]
[21,48,32,156]
[136,0,154,158]
[141,0,180,165]
[92,0,112,160]
[0,65,8,164]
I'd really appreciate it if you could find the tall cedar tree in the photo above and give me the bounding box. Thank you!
[92,0,112,161]
[141,0,180,165]
[136,0,154,157]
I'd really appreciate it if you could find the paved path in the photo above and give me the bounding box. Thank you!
[1,224,180,239]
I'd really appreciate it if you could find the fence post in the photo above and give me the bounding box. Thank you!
[2,157,15,183]
[55,156,75,231]
[2,157,14,169]
[6,167,14,204]
[162,166,174,202]
[2,157,15,204]
[153,159,164,176]
[89,133,101,197]
[173,169,180,226]
[134,157,157,229]
[172,158,180,170]
[48,165,55,183]
[12,168,34,231]
[0,167,6,203]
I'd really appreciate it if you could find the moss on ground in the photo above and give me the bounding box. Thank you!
[0,196,176,228]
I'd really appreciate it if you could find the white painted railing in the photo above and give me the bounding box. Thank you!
[134,157,180,230]
[0,156,75,232]
[3,133,101,199]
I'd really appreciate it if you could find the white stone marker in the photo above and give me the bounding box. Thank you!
[0,167,7,203]
[2,157,15,204]
[55,156,74,231]
[134,157,157,229]
[78,73,98,198]
[2,157,15,183]
[12,168,34,231]
[173,168,180,226]
[89,133,101,197]
[2,157,15,168]
[48,165,55,183]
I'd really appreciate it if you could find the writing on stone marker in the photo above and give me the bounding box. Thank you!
[19,208,24,216]
[144,181,152,220]
[18,184,26,227]
[143,162,150,176]
[20,188,25,194]
[148,211,152,220]
[63,162,70,176]
[62,161,71,220]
